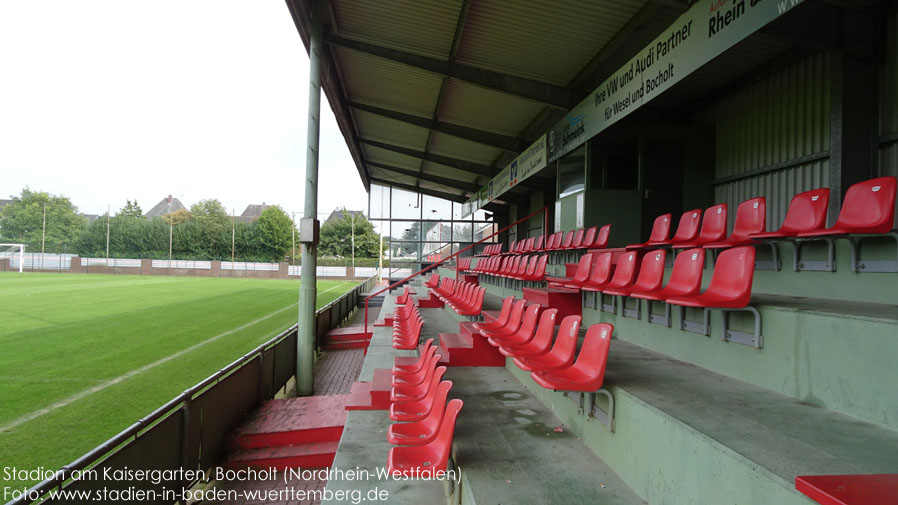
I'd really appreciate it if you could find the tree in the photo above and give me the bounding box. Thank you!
[256,206,294,260]
[190,199,229,228]
[0,187,87,252]
[318,210,380,258]
[118,200,143,218]
[160,208,191,225]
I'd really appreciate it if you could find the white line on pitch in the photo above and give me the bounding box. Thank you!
[0,302,298,433]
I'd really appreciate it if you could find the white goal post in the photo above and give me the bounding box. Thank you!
[0,243,25,273]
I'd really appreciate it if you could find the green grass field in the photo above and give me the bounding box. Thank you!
[0,272,356,487]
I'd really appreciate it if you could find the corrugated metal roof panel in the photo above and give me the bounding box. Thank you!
[439,78,545,137]
[419,179,466,196]
[335,46,443,118]
[352,109,431,151]
[422,161,482,184]
[371,170,418,187]
[363,145,425,170]
[428,131,503,166]
[456,0,648,86]
[331,0,461,60]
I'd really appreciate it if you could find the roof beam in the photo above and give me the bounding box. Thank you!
[348,101,524,152]
[324,34,571,110]
[360,138,496,177]
[367,161,481,193]
[370,177,467,203]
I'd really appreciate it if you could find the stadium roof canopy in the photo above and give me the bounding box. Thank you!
[286,0,875,210]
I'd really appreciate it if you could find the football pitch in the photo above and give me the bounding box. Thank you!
[0,272,356,487]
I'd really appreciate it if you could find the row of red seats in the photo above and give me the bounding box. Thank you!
[628,176,896,252]
[395,286,415,305]
[454,257,473,271]
[387,338,463,476]
[432,277,485,316]
[474,224,613,258]
[473,299,614,391]
[475,243,504,257]
[393,298,423,350]
[470,254,548,286]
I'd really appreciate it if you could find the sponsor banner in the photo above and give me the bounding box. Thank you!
[547,0,805,162]
[462,135,547,217]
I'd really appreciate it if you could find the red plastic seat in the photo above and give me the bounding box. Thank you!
[631,248,705,300]
[559,231,574,250]
[798,177,897,236]
[752,188,829,238]
[533,235,545,250]
[546,253,593,288]
[393,339,436,377]
[513,316,580,372]
[499,309,558,358]
[388,389,452,446]
[588,224,611,249]
[391,364,446,403]
[580,226,597,249]
[584,251,638,293]
[603,249,666,297]
[578,253,614,291]
[666,246,755,309]
[531,324,613,392]
[704,197,766,248]
[473,296,514,332]
[627,214,672,249]
[546,232,562,250]
[424,273,440,288]
[662,209,702,246]
[566,228,586,250]
[387,399,463,477]
[392,346,440,387]
[487,303,541,347]
[480,299,528,339]
[520,254,548,282]
[390,379,451,422]
[674,204,727,248]
[513,255,539,280]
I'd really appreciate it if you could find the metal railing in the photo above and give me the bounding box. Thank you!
[363,207,549,331]
[5,276,377,505]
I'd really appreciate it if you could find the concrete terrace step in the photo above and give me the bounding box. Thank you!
[227,395,349,450]
[512,339,898,505]
[223,440,340,470]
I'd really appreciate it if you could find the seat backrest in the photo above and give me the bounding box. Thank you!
[429,398,464,466]
[585,252,613,285]
[833,176,897,233]
[570,324,613,385]
[573,253,594,281]
[608,251,638,287]
[581,226,597,248]
[571,228,586,248]
[494,296,515,326]
[631,249,666,292]
[647,214,672,243]
[665,248,705,295]
[731,197,766,239]
[671,209,702,243]
[697,204,728,242]
[546,315,581,366]
[534,235,544,250]
[514,303,543,340]
[532,309,558,343]
[531,255,549,279]
[561,230,575,248]
[501,299,529,333]
[592,224,611,248]
[550,232,563,249]
[706,246,756,307]
[524,255,539,277]
[778,188,829,234]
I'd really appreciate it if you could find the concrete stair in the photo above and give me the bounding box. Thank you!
[436,321,505,367]
[321,324,373,350]
[223,395,349,470]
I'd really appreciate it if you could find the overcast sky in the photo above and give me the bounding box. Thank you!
[0,1,368,218]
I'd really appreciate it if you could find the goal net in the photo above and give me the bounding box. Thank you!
[0,243,25,273]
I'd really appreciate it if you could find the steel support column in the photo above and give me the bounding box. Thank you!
[297,0,323,396]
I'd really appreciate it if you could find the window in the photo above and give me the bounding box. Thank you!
[558,145,586,198]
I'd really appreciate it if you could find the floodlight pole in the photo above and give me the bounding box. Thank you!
[105,204,110,260]
[168,198,173,266]
[41,203,46,269]
[231,208,235,263]
[351,212,355,276]
[297,0,323,396]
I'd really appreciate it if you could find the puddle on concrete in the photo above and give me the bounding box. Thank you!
[515,408,537,416]
[489,391,525,401]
